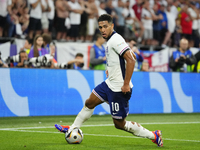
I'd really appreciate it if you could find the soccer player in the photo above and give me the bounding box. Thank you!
[55,14,163,147]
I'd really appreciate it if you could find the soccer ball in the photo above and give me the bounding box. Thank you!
[65,128,83,144]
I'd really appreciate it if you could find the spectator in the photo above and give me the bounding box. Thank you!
[42,33,57,66]
[67,53,84,69]
[14,51,29,68]
[188,1,199,47]
[98,1,107,16]
[162,4,176,48]
[152,3,163,46]
[132,0,143,21]
[79,0,89,42]
[19,7,30,34]
[114,0,125,37]
[20,38,33,54]
[128,38,143,71]
[170,0,180,19]
[141,60,149,71]
[85,0,98,42]
[141,0,156,45]
[28,35,48,58]
[154,0,161,10]
[29,0,44,39]
[41,33,56,68]
[180,4,192,44]
[47,0,55,35]
[159,2,168,46]
[41,0,51,34]
[173,18,182,47]
[6,1,16,37]
[55,0,70,41]
[90,34,106,70]
[105,0,117,30]
[123,0,143,41]
[193,50,200,73]
[17,0,27,16]
[42,33,52,53]
[68,0,84,42]
[169,38,196,72]
[9,5,20,37]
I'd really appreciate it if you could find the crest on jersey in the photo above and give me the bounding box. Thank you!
[106,46,108,53]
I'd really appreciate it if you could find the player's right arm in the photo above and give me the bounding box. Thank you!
[121,50,136,94]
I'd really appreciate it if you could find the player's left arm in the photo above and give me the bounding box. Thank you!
[121,50,136,94]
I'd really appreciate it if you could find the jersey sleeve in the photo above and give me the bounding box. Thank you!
[112,35,130,56]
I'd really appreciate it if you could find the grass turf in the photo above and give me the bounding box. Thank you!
[0,113,200,150]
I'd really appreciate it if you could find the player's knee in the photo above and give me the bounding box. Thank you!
[85,99,95,109]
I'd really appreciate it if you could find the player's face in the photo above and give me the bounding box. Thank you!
[98,21,114,39]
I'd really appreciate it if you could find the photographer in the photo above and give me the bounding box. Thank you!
[169,38,196,72]
[14,51,29,68]
[67,53,84,69]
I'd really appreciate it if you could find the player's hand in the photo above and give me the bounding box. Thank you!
[121,84,130,94]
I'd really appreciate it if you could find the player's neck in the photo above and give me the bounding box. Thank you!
[106,30,116,41]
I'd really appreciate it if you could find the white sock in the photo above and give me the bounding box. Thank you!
[124,121,155,140]
[70,106,94,129]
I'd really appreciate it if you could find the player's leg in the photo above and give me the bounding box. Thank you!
[55,92,103,132]
[109,90,163,147]
[110,91,155,140]
[55,81,108,133]
[113,118,163,147]
[70,92,103,129]
[113,118,153,138]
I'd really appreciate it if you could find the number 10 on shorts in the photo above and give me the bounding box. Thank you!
[111,102,119,112]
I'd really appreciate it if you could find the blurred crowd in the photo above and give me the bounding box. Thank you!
[0,33,85,69]
[0,34,200,73]
[0,0,200,47]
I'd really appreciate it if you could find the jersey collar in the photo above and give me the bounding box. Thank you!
[106,31,116,41]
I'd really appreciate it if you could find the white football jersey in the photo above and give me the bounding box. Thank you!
[105,31,133,92]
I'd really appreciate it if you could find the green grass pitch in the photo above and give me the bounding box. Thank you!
[0,113,200,150]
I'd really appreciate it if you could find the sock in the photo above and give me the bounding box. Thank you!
[124,121,155,140]
[70,106,94,129]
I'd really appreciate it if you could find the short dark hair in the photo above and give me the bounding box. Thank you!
[42,33,52,44]
[75,53,84,58]
[98,14,113,24]
[19,50,27,55]
[26,38,33,45]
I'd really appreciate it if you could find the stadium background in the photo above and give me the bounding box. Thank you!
[0,68,200,117]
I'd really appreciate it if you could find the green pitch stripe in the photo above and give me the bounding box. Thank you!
[1,129,200,143]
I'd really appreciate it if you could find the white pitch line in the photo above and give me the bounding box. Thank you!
[0,121,200,130]
[2,129,200,143]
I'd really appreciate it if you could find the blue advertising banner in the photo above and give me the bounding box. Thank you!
[0,68,200,117]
